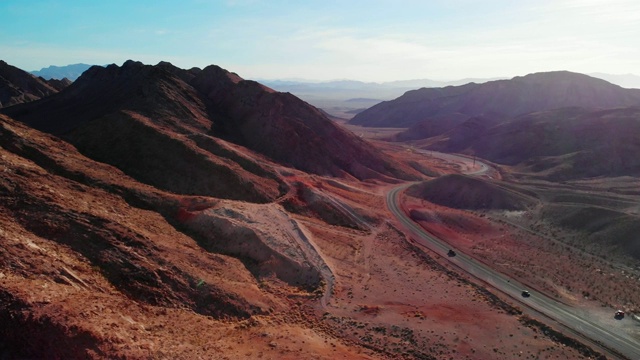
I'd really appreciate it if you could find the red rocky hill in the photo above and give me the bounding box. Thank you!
[3,60,413,187]
[0,61,419,359]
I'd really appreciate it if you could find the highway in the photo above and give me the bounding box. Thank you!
[386,152,640,359]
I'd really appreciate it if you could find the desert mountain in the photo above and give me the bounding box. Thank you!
[31,63,94,81]
[422,106,640,179]
[262,77,502,119]
[0,60,70,108]
[0,111,343,357]
[0,62,412,356]
[3,60,414,192]
[350,71,640,128]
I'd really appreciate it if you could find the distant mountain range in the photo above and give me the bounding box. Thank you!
[27,63,640,91]
[24,63,640,119]
[351,71,640,127]
[261,77,505,100]
[30,63,94,81]
[267,73,640,118]
[589,73,640,90]
[263,73,640,96]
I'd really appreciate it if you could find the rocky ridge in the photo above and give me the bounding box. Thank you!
[3,60,413,184]
[0,60,70,108]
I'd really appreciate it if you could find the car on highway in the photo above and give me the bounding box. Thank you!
[615,310,625,319]
[521,290,531,298]
[447,249,456,257]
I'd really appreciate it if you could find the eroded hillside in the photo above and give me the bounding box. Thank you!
[0,60,625,359]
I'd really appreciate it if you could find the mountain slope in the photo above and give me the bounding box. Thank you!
[350,71,640,128]
[0,113,286,355]
[193,66,412,180]
[0,60,68,108]
[4,61,286,202]
[1,110,380,357]
[3,60,413,185]
[424,106,640,179]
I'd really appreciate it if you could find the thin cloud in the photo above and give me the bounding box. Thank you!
[1,0,638,81]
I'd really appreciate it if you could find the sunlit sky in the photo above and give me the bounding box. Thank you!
[1,0,638,82]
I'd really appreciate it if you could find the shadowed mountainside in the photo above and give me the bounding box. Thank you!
[3,60,413,187]
[421,106,640,179]
[0,60,70,108]
[350,71,640,128]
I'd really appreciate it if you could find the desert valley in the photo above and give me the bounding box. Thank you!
[1,58,640,360]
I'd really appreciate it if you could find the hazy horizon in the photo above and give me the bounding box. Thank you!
[27,62,640,90]
[2,0,639,82]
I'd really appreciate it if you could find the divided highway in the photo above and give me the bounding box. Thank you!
[387,152,640,359]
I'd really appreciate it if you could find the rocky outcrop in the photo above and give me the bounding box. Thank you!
[182,201,329,288]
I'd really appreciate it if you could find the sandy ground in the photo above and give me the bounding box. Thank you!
[288,172,600,359]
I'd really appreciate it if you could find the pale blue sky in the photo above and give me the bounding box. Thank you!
[1,0,638,81]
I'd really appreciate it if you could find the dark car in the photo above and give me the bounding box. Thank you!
[615,310,625,319]
[521,290,531,298]
[447,249,456,257]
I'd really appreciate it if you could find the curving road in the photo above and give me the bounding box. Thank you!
[387,152,640,360]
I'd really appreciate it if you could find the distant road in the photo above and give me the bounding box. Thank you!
[386,152,640,360]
